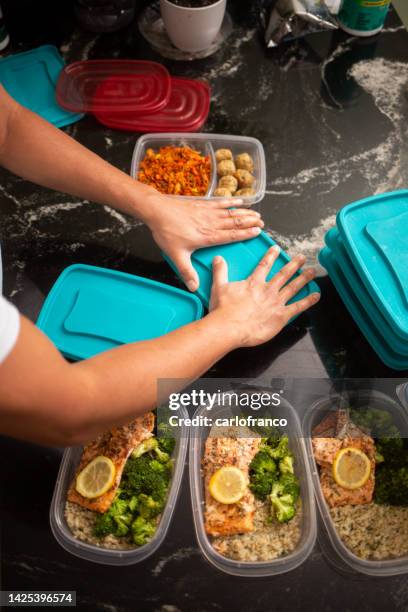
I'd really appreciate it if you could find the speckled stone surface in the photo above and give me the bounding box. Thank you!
[1,2,408,610]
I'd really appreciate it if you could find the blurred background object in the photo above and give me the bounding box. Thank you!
[0,2,9,51]
[74,0,136,32]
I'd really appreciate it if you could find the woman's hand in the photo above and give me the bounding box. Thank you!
[209,246,320,349]
[143,191,264,291]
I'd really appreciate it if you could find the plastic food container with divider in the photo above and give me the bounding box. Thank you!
[131,132,266,205]
[189,396,317,577]
[303,389,408,577]
[131,132,320,311]
[50,407,189,565]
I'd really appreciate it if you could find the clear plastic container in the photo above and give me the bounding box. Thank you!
[303,390,408,577]
[50,407,188,565]
[131,133,267,206]
[396,383,408,412]
[189,396,317,576]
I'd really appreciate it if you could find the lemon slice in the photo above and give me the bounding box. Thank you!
[332,447,371,490]
[75,456,116,499]
[208,466,246,504]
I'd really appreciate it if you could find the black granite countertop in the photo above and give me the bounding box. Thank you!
[1,2,408,610]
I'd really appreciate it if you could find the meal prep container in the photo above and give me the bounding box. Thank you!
[189,397,317,577]
[337,190,408,340]
[320,190,408,370]
[319,247,408,370]
[303,390,408,577]
[50,407,188,565]
[397,383,408,411]
[131,132,266,206]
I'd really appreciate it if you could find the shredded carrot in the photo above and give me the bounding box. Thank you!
[137,146,211,196]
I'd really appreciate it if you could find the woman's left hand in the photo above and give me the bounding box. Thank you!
[143,191,264,292]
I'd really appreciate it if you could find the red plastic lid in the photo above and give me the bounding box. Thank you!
[56,60,171,114]
[94,77,211,133]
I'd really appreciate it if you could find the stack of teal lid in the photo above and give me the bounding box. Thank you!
[319,190,408,371]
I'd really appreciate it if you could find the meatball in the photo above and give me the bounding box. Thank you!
[236,188,256,197]
[218,175,238,194]
[217,160,236,177]
[215,148,233,163]
[235,169,254,188]
[235,152,254,173]
[214,187,232,197]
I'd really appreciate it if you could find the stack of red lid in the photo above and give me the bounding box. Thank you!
[56,59,210,132]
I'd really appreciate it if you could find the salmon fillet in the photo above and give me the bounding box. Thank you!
[203,435,261,537]
[312,411,376,508]
[68,412,155,513]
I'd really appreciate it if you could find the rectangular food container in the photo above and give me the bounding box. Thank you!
[50,407,188,565]
[189,396,317,577]
[303,390,408,577]
[130,133,266,206]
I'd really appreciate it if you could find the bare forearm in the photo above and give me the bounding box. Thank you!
[0,94,155,221]
[0,313,236,446]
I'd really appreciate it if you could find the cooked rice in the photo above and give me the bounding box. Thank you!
[212,499,302,562]
[330,503,408,561]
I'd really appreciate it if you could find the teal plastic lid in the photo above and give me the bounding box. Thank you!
[37,264,203,361]
[0,45,84,128]
[337,190,408,340]
[164,230,320,311]
[325,228,408,357]
[319,246,408,371]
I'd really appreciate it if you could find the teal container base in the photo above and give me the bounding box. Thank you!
[164,230,320,314]
[319,247,408,371]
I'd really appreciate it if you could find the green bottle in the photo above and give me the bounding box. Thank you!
[0,3,9,51]
[338,0,391,36]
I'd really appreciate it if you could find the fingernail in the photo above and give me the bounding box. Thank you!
[272,244,281,253]
[187,280,197,291]
[213,256,222,265]
[307,268,316,278]
[254,211,261,217]
[251,227,261,235]
[312,292,320,302]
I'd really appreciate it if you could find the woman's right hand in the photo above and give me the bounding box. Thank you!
[209,246,320,349]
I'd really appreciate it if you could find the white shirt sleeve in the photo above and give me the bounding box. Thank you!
[0,294,20,364]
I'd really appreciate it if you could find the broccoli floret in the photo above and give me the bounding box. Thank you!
[278,473,300,502]
[279,454,294,475]
[375,465,408,506]
[376,436,405,463]
[158,436,176,455]
[131,516,156,546]
[249,449,277,500]
[265,435,289,460]
[121,455,170,503]
[269,473,300,523]
[93,512,115,538]
[93,497,133,538]
[132,437,171,464]
[270,482,296,523]
[137,494,164,520]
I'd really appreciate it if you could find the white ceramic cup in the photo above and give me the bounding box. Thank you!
[160,0,227,53]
